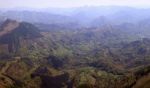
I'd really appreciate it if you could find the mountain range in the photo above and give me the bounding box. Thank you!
[0,6,150,88]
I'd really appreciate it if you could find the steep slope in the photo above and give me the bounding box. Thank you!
[0,19,42,54]
[0,19,19,37]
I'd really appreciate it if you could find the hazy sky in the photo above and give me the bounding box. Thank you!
[0,0,150,8]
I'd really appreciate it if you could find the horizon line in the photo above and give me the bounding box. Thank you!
[0,5,150,10]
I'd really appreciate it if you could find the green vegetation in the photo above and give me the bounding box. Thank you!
[0,19,150,88]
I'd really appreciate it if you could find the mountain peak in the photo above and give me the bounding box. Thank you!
[0,19,42,53]
[0,19,20,36]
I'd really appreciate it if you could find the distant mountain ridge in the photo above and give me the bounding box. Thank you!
[1,6,150,26]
